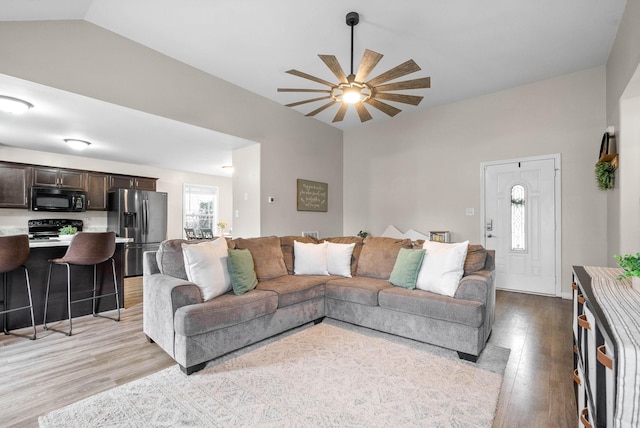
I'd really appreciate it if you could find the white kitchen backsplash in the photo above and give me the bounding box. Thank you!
[0,209,108,234]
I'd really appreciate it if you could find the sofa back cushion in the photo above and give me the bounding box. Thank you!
[156,239,191,280]
[280,235,319,274]
[233,236,288,281]
[464,244,488,275]
[356,237,412,279]
[324,236,364,275]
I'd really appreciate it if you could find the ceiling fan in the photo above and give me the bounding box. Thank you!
[278,11,431,123]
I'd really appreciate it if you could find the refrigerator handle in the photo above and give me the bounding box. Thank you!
[142,199,149,236]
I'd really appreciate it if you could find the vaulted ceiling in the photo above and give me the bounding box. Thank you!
[0,0,628,175]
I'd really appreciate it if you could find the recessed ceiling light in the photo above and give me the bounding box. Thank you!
[64,139,91,151]
[0,95,33,114]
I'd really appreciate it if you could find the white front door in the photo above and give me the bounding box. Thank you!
[482,156,560,296]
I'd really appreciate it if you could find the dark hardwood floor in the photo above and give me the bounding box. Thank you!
[0,281,576,427]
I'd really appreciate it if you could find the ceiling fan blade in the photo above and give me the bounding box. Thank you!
[366,60,421,87]
[375,77,431,92]
[373,92,424,106]
[278,88,331,93]
[354,103,373,122]
[354,49,384,83]
[285,96,332,108]
[319,55,348,84]
[306,100,339,117]
[285,69,336,88]
[366,98,402,117]
[332,103,349,122]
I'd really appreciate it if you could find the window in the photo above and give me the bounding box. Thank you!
[510,184,526,251]
[183,184,219,238]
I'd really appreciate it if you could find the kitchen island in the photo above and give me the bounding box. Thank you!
[2,237,131,330]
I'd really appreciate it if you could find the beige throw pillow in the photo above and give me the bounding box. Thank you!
[182,237,231,301]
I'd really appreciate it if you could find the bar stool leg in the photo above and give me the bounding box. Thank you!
[23,267,36,340]
[66,263,73,336]
[2,272,7,335]
[92,258,120,322]
[92,264,98,317]
[112,258,121,322]
[43,263,53,331]
[1,268,36,340]
[43,263,73,336]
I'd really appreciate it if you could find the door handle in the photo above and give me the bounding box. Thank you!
[487,234,495,238]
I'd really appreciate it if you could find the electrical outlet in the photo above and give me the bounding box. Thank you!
[466,208,475,216]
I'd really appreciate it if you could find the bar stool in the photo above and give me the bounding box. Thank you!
[43,231,120,336]
[0,234,36,340]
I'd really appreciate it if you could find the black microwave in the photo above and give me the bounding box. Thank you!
[30,187,87,212]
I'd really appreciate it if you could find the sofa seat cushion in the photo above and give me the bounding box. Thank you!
[326,277,393,306]
[174,289,278,337]
[378,287,485,328]
[257,276,327,308]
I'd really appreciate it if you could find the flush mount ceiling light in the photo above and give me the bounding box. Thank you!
[64,139,91,151]
[0,95,33,114]
[278,11,431,123]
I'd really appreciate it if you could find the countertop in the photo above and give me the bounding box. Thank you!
[29,237,133,248]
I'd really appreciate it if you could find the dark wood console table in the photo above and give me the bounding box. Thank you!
[573,266,640,428]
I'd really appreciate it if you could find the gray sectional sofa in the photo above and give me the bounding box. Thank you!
[143,235,496,374]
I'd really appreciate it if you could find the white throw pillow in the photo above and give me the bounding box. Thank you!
[294,241,329,275]
[182,238,231,301]
[416,240,469,297]
[326,242,355,277]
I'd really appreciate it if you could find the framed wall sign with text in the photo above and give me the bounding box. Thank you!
[297,179,328,212]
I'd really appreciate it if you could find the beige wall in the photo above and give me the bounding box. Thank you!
[0,146,232,240]
[0,20,344,238]
[606,0,640,264]
[344,67,608,296]
[232,144,261,238]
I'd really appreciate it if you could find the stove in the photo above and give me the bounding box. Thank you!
[28,219,84,239]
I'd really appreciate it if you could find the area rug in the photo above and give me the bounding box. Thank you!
[39,319,510,427]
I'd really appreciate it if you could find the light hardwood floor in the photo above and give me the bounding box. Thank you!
[0,280,576,427]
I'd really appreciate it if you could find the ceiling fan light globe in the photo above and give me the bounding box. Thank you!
[342,87,363,104]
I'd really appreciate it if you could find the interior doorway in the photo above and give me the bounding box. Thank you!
[481,154,561,296]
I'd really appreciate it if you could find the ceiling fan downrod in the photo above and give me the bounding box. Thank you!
[346,12,359,79]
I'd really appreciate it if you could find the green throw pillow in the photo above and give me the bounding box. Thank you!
[389,248,426,289]
[227,249,258,295]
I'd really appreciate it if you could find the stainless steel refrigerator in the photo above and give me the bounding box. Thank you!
[108,189,168,277]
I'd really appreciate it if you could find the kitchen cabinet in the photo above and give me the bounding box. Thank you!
[573,266,640,428]
[109,174,156,191]
[33,167,86,189]
[86,172,108,211]
[0,162,31,208]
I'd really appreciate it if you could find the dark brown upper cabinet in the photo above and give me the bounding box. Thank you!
[109,175,156,191]
[0,162,32,208]
[86,172,109,211]
[33,167,86,190]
